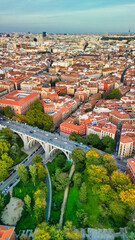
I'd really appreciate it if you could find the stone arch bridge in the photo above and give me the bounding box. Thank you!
[0,120,89,162]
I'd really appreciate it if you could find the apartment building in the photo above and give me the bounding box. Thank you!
[0,91,40,114]
[87,121,116,139]
[126,158,135,184]
[118,136,133,158]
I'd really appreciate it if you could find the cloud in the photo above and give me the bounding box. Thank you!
[0,2,135,32]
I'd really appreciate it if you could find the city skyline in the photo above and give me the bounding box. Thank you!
[0,0,135,33]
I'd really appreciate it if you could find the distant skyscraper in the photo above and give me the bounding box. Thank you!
[43,32,46,38]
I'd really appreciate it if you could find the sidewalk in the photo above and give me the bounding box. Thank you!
[59,163,75,226]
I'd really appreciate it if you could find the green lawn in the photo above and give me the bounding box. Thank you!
[64,171,112,228]
[64,186,80,224]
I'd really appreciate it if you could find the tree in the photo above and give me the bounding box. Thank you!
[103,155,117,174]
[30,99,43,112]
[25,108,53,131]
[87,165,109,185]
[98,184,118,204]
[86,149,102,167]
[10,144,18,159]
[34,198,46,224]
[29,165,37,185]
[105,161,117,174]
[1,153,13,169]
[76,209,88,228]
[32,154,43,163]
[4,106,14,118]
[55,153,66,168]
[71,148,86,172]
[11,134,17,144]
[111,171,132,192]
[109,200,126,219]
[17,164,28,185]
[127,221,135,240]
[87,134,101,148]
[53,169,69,191]
[79,182,87,204]
[0,161,8,181]
[24,195,31,213]
[84,107,93,113]
[73,172,82,189]
[0,139,10,155]
[34,189,47,201]
[36,163,47,181]
[108,88,122,99]
[69,132,87,144]
[119,188,135,207]
[12,114,25,123]
[49,224,64,240]
[34,222,51,240]
[1,128,13,139]
[64,221,82,240]
[0,191,4,211]
[101,136,115,153]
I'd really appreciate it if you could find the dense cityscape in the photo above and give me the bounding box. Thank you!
[0,32,135,240]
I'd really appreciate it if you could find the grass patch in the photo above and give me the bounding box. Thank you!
[64,186,80,224]
[64,171,112,228]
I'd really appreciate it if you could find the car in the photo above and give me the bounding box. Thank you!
[54,137,57,140]
[29,130,34,134]
[9,183,13,187]
[64,142,67,144]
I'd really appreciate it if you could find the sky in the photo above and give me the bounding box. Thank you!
[0,0,135,34]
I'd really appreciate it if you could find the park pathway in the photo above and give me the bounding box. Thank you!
[59,163,75,226]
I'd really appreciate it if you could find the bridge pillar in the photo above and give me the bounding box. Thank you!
[44,143,50,162]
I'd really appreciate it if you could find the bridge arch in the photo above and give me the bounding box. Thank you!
[14,131,26,146]
[48,147,69,160]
